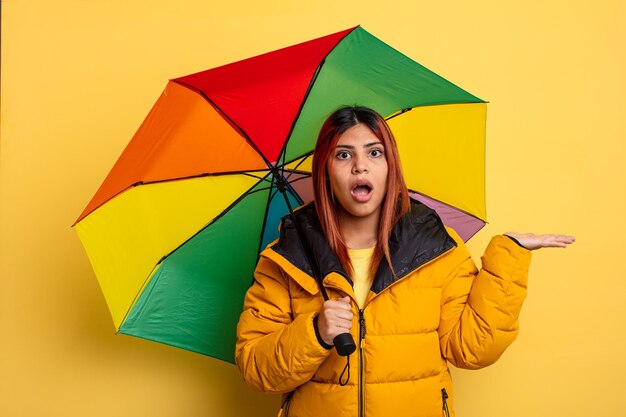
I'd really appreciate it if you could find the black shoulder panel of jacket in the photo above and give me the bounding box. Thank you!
[270,202,349,283]
[370,199,457,293]
[269,198,457,294]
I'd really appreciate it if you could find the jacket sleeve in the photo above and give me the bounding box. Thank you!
[438,229,532,369]
[235,255,332,393]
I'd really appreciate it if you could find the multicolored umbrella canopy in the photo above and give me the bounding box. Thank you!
[74,26,487,363]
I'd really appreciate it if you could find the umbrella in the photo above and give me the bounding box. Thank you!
[74,26,487,363]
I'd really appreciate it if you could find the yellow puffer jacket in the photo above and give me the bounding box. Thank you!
[236,201,531,417]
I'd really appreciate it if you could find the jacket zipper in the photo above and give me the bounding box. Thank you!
[442,388,450,417]
[329,248,454,417]
[359,309,366,417]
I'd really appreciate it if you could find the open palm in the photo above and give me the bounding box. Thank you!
[504,233,575,250]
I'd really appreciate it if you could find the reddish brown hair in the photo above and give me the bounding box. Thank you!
[312,106,410,279]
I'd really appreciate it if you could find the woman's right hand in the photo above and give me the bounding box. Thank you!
[317,296,354,346]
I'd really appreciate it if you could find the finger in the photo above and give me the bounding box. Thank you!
[546,235,576,245]
[328,298,352,310]
[539,241,569,248]
[325,317,352,331]
[554,236,575,244]
[324,306,354,320]
[549,242,568,248]
[333,310,354,321]
[331,319,353,330]
[325,302,352,312]
[541,234,575,241]
[337,296,351,304]
[337,322,353,331]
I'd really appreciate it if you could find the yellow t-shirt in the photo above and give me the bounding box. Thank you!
[347,246,375,309]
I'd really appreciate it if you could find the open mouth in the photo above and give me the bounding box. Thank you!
[351,180,373,202]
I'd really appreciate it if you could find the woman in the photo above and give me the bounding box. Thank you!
[235,106,574,417]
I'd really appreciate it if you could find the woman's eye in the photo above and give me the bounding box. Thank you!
[336,151,351,160]
[370,149,384,157]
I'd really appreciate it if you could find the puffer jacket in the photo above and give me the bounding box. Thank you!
[236,199,531,417]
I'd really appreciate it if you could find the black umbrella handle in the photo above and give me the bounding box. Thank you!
[334,333,356,356]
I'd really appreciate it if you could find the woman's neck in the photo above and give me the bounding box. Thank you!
[337,208,380,249]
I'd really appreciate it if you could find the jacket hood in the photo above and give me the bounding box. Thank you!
[269,198,457,294]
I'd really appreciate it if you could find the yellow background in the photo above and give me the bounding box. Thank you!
[1,1,624,416]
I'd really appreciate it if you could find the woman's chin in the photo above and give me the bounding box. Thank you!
[337,201,382,222]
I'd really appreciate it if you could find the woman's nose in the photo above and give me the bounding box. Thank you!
[352,155,368,174]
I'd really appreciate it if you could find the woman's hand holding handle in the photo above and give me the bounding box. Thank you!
[317,296,353,346]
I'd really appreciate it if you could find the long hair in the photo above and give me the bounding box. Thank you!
[312,106,410,280]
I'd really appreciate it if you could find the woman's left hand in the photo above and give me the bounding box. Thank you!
[504,233,576,250]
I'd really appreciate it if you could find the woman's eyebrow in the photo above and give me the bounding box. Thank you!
[335,141,383,150]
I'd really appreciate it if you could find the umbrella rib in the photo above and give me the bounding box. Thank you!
[283,174,311,186]
[73,171,273,226]
[285,182,304,206]
[118,262,162,332]
[277,60,326,168]
[276,27,356,166]
[268,175,310,208]
[268,178,305,209]
[385,101,489,122]
[255,175,277,264]
[140,174,271,285]
[280,151,314,171]
[247,185,274,195]
[171,79,274,168]
[385,107,414,121]
[130,171,273,189]
[281,153,313,182]
[292,153,312,169]
[118,175,273,329]
[283,168,312,183]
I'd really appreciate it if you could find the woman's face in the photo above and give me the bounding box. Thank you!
[327,123,389,223]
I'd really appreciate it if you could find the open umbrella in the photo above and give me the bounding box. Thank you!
[74,26,487,363]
